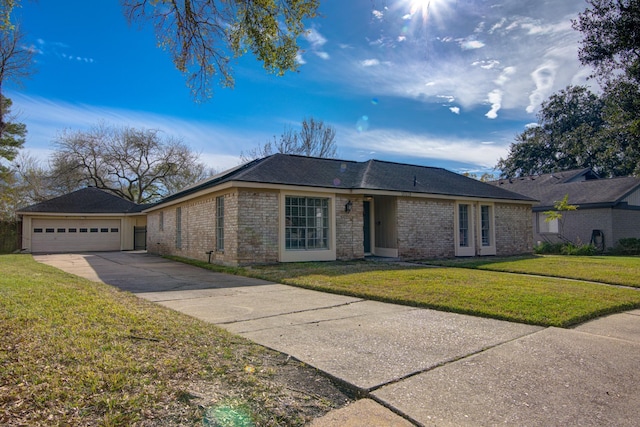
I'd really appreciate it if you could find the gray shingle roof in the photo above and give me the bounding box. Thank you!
[155,154,535,206]
[490,169,640,209]
[17,187,146,214]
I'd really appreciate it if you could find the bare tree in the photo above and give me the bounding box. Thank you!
[51,124,211,203]
[241,117,337,162]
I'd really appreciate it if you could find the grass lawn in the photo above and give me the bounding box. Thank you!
[173,257,640,328]
[424,255,640,288]
[0,255,350,426]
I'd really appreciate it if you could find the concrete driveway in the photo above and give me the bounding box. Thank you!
[35,252,640,426]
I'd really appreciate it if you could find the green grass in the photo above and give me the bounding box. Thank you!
[175,257,640,328]
[0,255,345,426]
[424,255,640,288]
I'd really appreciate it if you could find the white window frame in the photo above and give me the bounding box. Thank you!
[279,192,336,262]
[454,201,496,256]
[537,212,559,234]
[477,203,496,256]
[455,202,475,256]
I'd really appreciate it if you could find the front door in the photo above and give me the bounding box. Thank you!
[363,200,371,254]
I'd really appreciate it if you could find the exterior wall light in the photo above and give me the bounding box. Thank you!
[345,200,353,213]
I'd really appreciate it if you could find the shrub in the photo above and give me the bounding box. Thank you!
[534,242,597,256]
[610,238,640,256]
[561,243,597,256]
[534,242,564,254]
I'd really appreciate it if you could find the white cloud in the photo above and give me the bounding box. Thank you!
[485,89,503,119]
[9,94,261,171]
[340,127,507,168]
[372,10,384,20]
[459,39,485,50]
[527,61,557,113]
[305,28,327,48]
[361,59,380,67]
[449,106,460,114]
[323,0,594,118]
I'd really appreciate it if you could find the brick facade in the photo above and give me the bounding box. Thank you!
[397,197,455,259]
[495,203,533,256]
[147,188,533,265]
[336,195,365,260]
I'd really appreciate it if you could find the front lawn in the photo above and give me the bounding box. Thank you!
[425,255,640,288]
[0,255,350,426]
[239,261,640,327]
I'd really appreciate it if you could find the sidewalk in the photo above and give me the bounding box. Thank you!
[35,252,640,426]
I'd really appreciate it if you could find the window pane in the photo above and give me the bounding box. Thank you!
[459,204,468,247]
[481,205,491,246]
[285,196,329,251]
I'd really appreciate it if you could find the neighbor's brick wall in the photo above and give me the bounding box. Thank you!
[495,203,533,255]
[336,195,365,260]
[397,197,455,259]
[235,189,279,265]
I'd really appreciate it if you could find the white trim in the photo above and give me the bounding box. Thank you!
[455,202,476,256]
[279,191,336,262]
[477,203,496,256]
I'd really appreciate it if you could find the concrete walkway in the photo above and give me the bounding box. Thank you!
[34,252,640,426]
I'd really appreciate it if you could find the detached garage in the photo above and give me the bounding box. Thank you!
[17,187,147,253]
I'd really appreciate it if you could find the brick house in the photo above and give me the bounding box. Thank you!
[144,154,535,265]
[490,168,640,249]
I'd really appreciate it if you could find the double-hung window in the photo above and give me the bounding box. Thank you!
[285,196,329,250]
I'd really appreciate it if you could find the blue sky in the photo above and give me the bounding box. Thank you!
[8,0,594,175]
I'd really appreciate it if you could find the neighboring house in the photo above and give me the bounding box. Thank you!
[490,169,640,249]
[17,187,148,253]
[144,154,535,265]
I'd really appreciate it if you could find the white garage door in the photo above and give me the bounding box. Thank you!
[31,219,121,252]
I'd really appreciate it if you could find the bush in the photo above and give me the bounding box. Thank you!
[0,221,20,254]
[610,238,640,256]
[534,242,564,254]
[561,243,597,256]
[534,241,597,256]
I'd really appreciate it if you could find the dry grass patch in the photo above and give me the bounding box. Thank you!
[0,255,351,426]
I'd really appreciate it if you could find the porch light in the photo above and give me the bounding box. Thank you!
[345,200,353,213]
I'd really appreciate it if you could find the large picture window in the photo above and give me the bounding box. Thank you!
[285,196,329,250]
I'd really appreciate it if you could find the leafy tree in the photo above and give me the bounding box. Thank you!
[497,86,608,177]
[123,0,319,101]
[50,124,211,203]
[543,194,578,242]
[1,1,33,143]
[241,117,337,162]
[0,95,24,170]
[573,0,640,84]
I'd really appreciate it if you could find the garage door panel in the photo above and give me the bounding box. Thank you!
[32,219,121,252]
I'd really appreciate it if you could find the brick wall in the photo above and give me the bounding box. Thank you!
[336,195,365,260]
[495,203,533,255]
[235,190,279,264]
[397,197,455,259]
